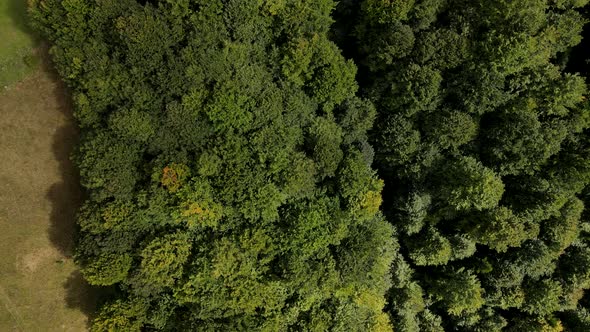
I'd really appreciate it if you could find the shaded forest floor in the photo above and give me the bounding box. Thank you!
[0,42,97,332]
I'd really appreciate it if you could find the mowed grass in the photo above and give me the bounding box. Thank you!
[0,0,39,87]
[0,48,98,331]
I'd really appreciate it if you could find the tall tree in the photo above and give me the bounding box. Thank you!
[31,0,395,330]
[335,0,590,330]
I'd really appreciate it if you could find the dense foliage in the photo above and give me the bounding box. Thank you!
[30,0,395,330]
[31,0,590,330]
[335,0,590,330]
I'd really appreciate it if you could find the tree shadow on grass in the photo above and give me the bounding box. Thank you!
[4,0,38,37]
[64,271,101,324]
[40,47,102,328]
[46,128,80,257]
[2,0,42,86]
[43,47,79,258]
[64,271,118,328]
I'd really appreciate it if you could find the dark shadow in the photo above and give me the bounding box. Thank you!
[40,46,101,326]
[63,271,100,323]
[45,170,80,256]
[565,7,590,76]
[5,0,38,37]
[43,45,80,257]
[46,124,80,256]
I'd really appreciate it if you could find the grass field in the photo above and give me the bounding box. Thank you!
[0,51,98,332]
[0,0,40,87]
[0,1,98,331]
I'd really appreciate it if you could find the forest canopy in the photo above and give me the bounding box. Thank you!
[30,0,394,330]
[30,0,590,331]
[335,0,590,330]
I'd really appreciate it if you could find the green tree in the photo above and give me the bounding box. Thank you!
[335,0,590,329]
[31,0,395,330]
